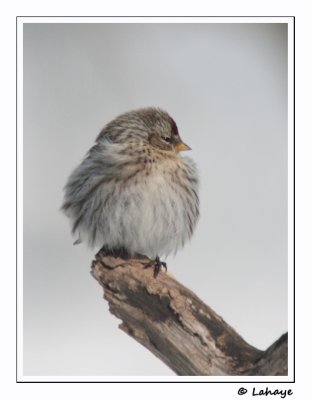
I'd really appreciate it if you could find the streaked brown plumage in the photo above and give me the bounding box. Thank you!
[62,107,199,276]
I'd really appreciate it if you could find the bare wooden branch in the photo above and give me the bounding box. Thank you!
[91,252,288,376]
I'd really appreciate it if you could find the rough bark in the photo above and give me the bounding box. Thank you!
[91,252,288,376]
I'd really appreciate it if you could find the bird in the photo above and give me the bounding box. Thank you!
[62,107,199,277]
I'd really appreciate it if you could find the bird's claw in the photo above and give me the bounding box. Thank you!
[144,256,167,278]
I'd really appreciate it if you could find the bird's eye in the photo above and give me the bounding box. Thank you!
[162,136,172,143]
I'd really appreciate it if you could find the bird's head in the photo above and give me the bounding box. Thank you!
[98,107,191,154]
[143,108,191,153]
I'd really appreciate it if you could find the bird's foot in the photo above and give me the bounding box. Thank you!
[144,256,167,278]
[97,246,130,259]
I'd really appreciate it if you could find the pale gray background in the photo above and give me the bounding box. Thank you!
[23,23,288,376]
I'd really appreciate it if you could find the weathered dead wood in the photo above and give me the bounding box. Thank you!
[91,252,288,376]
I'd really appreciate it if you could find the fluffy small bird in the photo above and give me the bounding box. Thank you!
[62,107,199,276]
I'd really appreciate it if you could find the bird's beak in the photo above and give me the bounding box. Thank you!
[175,142,192,152]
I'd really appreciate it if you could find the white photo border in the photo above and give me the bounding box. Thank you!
[16,15,295,383]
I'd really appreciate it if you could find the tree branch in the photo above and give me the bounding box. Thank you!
[91,252,288,376]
